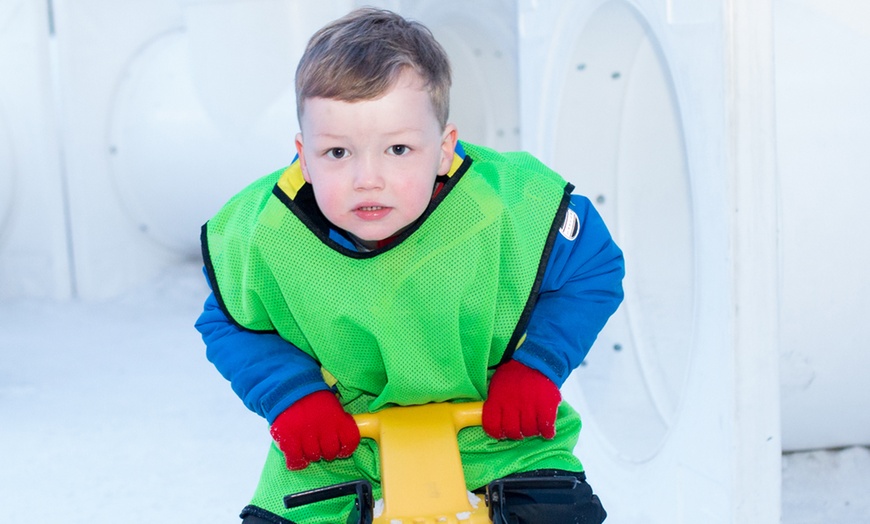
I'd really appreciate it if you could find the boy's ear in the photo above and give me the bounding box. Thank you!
[295,133,311,183]
[438,124,459,176]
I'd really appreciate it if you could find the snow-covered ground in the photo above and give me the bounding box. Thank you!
[783,446,870,523]
[1,262,868,523]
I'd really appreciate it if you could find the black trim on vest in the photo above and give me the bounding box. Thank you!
[200,224,280,335]
[240,505,299,524]
[273,181,334,242]
[498,183,576,366]
[271,155,473,259]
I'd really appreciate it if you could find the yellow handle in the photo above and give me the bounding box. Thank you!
[352,402,490,524]
[354,401,483,440]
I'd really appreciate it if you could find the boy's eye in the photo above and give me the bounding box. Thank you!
[389,145,408,156]
[327,148,346,159]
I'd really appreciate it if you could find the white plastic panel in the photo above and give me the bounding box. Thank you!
[550,2,693,462]
[775,0,870,451]
[55,0,353,298]
[378,0,521,150]
[520,0,780,522]
[0,0,71,299]
[107,27,297,256]
[54,0,186,299]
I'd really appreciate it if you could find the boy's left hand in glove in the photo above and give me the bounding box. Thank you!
[482,359,561,440]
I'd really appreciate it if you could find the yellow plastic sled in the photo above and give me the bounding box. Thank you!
[283,401,594,523]
[284,401,491,524]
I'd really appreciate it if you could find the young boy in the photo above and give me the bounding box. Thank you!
[196,8,624,524]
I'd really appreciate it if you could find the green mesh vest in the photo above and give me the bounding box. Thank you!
[203,142,571,412]
[203,142,586,521]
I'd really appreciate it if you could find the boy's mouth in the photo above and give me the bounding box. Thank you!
[354,204,391,220]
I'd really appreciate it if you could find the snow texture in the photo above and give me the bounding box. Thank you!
[782,446,870,523]
[1,263,868,523]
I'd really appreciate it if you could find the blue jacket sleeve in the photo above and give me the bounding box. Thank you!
[512,194,625,386]
[194,271,330,423]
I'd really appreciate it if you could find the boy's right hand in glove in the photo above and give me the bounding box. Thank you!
[269,390,361,470]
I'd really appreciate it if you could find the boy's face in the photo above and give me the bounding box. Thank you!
[296,69,457,247]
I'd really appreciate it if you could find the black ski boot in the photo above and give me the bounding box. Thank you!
[485,469,607,524]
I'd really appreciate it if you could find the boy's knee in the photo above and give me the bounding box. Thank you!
[486,469,607,524]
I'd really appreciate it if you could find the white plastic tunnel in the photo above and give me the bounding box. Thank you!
[520,0,781,522]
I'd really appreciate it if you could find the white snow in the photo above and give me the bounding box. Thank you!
[1,262,868,523]
[782,446,870,523]
[467,490,481,509]
[0,263,266,522]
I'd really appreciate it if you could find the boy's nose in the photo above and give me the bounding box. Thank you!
[352,159,385,190]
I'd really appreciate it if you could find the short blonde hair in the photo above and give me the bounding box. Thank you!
[296,8,452,128]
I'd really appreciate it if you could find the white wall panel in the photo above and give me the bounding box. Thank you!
[377,0,521,151]
[520,1,781,522]
[0,0,71,299]
[53,0,354,299]
[53,0,187,299]
[775,0,870,451]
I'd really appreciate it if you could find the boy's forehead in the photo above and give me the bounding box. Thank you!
[299,74,442,135]
[301,104,438,138]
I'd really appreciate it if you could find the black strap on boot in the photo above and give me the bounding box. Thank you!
[283,479,374,524]
[486,473,607,524]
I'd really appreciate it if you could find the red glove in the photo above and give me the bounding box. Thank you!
[269,390,361,470]
[482,359,561,440]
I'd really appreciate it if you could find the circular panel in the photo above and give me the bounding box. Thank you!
[108,30,296,257]
[553,1,694,462]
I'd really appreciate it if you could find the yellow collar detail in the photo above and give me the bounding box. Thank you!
[277,160,306,200]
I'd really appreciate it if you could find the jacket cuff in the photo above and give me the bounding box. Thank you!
[262,370,332,424]
[511,338,572,387]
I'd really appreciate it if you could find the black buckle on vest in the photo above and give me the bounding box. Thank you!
[283,479,374,524]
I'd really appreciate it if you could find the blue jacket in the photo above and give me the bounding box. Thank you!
[196,193,624,424]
